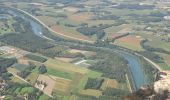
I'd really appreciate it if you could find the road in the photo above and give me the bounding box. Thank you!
[15,8,94,43]
[8,70,53,97]
[14,7,162,71]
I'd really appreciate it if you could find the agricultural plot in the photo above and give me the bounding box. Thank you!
[101,78,119,90]
[114,35,144,51]
[53,76,72,94]
[55,57,74,63]
[12,63,29,72]
[80,89,102,98]
[69,12,93,22]
[26,72,39,85]
[44,59,88,75]
[47,67,75,80]
[74,70,102,93]
[35,74,56,96]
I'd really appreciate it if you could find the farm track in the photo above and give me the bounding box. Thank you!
[8,70,53,97]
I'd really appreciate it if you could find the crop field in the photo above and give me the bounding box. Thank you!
[69,49,92,55]
[69,12,93,22]
[8,67,19,74]
[101,78,119,90]
[53,76,72,94]
[115,35,144,51]
[47,67,75,80]
[75,70,102,93]
[1,0,168,99]
[36,74,56,95]
[44,59,88,75]
[55,57,74,63]
[36,16,57,26]
[11,76,25,84]
[80,89,102,97]
[26,72,39,85]
[51,25,92,41]
[145,38,170,52]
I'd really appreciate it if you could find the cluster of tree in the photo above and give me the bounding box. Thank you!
[38,65,47,74]
[0,57,17,75]
[141,16,162,23]
[0,32,54,52]
[112,33,129,42]
[77,25,107,39]
[149,11,167,18]
[84,78,104,90]
[12,16,32,33]
[89,51,128,83]
[2,82,45,100]
[38,46,67,58]
[25,53,47,63]
[64,23,76,27]
[17,62,36,78]
[92,15,120,20]
[114,4,155,10]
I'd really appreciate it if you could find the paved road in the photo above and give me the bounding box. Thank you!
[16,8,94,43]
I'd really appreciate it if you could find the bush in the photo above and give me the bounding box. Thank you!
[38,65,47,74]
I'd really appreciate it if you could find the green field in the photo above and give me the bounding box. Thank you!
[73,70,102,93]
[47,67,75,80]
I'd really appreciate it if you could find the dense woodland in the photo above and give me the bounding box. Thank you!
[89,51,128,83]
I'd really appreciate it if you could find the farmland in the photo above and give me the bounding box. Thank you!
[0,0,169,100]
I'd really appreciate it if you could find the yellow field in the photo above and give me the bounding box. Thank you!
[36,16,57,26]
[26,72,39,85]
[55,57,73,63]
[80,89,102,97]
[44,59,88,74]
[101,78,118,90]
[53,76,72,93]
[7,67,19,74]
[11,76,25,84]
[69,95,78,100]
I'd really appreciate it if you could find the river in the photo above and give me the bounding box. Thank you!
[0,6,150,91]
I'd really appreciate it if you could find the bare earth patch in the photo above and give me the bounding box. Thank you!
[35,74,55,96]
[69,49,89,54]
[63,6,79,13]
[166,60,170,66]
[115,35,143,51]
[69,12,93,22]
[101,78,118,90]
